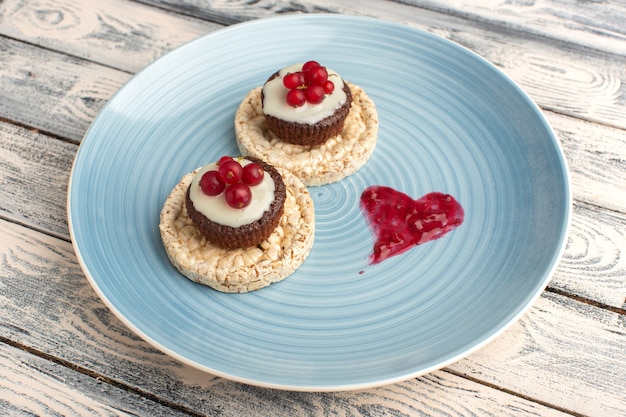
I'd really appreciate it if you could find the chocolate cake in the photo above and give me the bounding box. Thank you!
[261,62,353,146]
[185,157,286,249]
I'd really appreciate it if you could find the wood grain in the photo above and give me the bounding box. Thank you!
[0,37,130,142]
[498,45,626,130]
[394,0,626,55]
[0,0,220,73]
[139,0,626,55]
[0,122,75,239]
[556,203,626,310]
[134,0,626,58]
[137,0,338,25]
[548,111,626,215]
[0,342,191,417]
[451,291,626,417]
[0,217,624,416]
[0,341,574,417]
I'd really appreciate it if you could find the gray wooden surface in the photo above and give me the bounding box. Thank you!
[1,0,624,416]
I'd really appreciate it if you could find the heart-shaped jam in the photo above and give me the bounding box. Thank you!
[360,186,464,264]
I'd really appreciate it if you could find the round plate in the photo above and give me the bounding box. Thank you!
[68,14,570,391]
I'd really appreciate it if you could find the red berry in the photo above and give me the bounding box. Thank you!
[322,80,335,94]
[242,162,265,186]
[286,89,306,107]
[306,65,328,85]
[302,61,320,73]
[199,170,225,196]
[218,155,234,166]
[225,183,252,209]
[305,84,325,104]
[283,72,305,89]
[218,159,243,184]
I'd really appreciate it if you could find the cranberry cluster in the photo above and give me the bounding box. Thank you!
[199,156,264,209]
[283,60,335,107]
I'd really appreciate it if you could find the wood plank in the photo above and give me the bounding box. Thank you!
[3,85,625,222]
[393,0,626,55]
[0,0,220,73]
[451,290,626,417]
[0,342,192,417]
[556,203,626,310]
[137,0,626,55]
[549,112,626,215]
[0,122,75,240]
[136,0,326,25]
[0,219,610,416]
[0,37,130,142]
[3,1,625,133]
[0,345,574,417]
[2,111,625,308]
[135,0,626,129]
[1,38,625,189]
[493,41,626,131]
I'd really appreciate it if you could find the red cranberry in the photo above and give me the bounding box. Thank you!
[283,72,306,89]
[305,84,326,104]
[306,65,328,85]
[199,170,225,196]
[218,159,243,184]
[242,162,265,186]
[286,89,306,107]
[225,183,252,208]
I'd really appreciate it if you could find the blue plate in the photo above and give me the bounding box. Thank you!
[68,14,570,391]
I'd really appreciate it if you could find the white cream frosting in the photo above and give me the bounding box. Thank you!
[262,63,347,124]
[189,159,275,228]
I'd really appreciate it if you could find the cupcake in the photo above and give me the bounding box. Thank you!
[185,156,285,249]
[159,156,315,293]
[262,61,352,146]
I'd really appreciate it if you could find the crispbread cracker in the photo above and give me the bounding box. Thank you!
[235,83,378,186]
[159,167,314,293]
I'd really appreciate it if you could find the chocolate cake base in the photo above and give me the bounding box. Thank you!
[262,72,353,146]
[185,157,286,249]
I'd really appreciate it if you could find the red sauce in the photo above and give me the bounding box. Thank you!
[360,186,464,264]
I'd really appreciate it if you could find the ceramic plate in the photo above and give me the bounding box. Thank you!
[68,14,570,391]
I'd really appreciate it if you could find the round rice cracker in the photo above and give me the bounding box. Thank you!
[159,167,314,293]
[235,82,378,186]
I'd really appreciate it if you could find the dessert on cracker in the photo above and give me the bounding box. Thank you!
[235,61,378,186]
[159,156,314,293]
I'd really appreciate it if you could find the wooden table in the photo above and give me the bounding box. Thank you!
[1,1,624,416]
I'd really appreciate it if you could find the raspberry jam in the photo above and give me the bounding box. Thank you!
[360,186,464,264]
